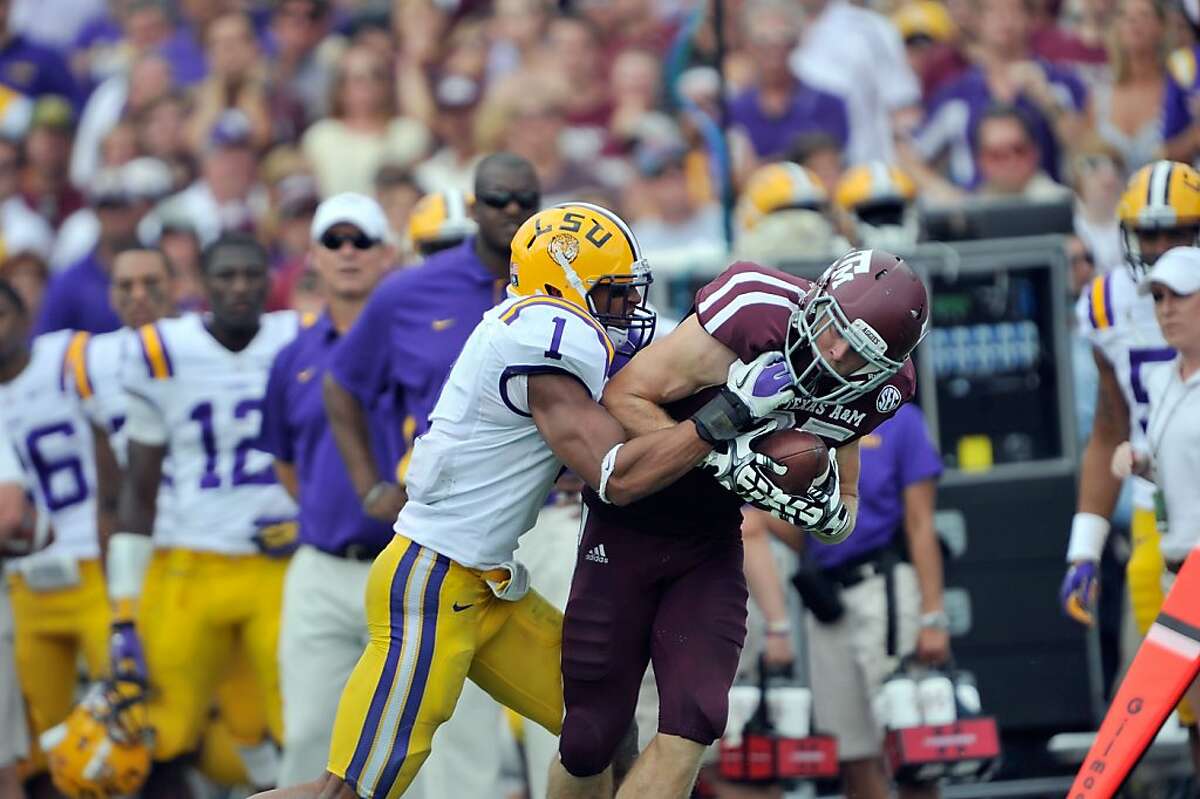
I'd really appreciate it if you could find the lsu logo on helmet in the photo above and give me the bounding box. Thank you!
[41,680,153,798]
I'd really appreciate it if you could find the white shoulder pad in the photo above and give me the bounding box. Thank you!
[493,297,614,405]
[1075,274,1116,345]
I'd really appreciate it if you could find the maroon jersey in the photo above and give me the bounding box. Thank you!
[583,261,916,536]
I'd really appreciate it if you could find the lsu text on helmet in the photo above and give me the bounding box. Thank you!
[41,680,152,798]
[1117,160,1200,279]
[509,202,655,351]
[408,189,478,255]
[784,248,929,404]
[835,162,919,252]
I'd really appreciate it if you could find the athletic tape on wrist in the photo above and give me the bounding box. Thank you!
[107,532,154,602]
[598,443,624,504]
[1066,512,1111,563]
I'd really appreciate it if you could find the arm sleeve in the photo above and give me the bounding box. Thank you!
[493,304,612,415]
[123,391,168,446]
[693,262,805,361]
[328,275,400,406]
[256,345,295,462]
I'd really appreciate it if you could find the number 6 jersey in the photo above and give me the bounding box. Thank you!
[0,329,98,559]
[120,312,299,554]
[397,294,613,569]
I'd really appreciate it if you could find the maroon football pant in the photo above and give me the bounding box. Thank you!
[557,510,749,777]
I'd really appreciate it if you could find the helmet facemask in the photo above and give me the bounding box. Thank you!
[784,291,905,404]
[586,269,656,355]
[1121,219,1200,280]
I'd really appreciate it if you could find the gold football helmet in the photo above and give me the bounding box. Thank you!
[737,162,828,232]
[892,1,957,43]
[835,162,919,251]
[41,680,152,798]
[1117,160,1200,278]
[408,189,478,255]
[509,202,655,347]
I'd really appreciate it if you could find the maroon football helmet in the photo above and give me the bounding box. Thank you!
[784,248,929,404]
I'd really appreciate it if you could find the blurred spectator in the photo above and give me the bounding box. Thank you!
[628,141,724,256]
[70,0,177,88]
[156,110,267,246]
[1066,234,1098,298]
[0,135,53,265]
[0,0,79,105]
[787,131,846,193]
[1031,0,1112,79]
[99,118,139,170]
[728,0,849,160]
[267,0,336,123]
[52,156,170,270]
[413,74,483,194]
[0,249,48,319]
[909,0,1088,189]
[484,0,551,83]
[373,163,422,247]
[791,0,923,164]
[608,49,662,151]
[156,213,203,309]
[70,52,172,190]
[35,166,145,334]
[974,103,1072,199]
[1163,3,1200,162]
[893,1,971,101]
[1091,0,1165,173]
[134,91,194,187]
[543,15,612,158]
[10,0,106,54]
[20,95,83,227]
[302,44,430,197]
[186,12,273,153]
[165,0,238,86]
[674,67,759,193]
[1072,146,1125,274]
[266,173,321,311]
[500,84,606,207]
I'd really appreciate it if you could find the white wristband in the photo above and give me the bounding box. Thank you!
[597,443,624,505]
[107,532,154,601]
[1066,512,1110,563]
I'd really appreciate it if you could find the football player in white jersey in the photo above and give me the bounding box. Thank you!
[110,233,300,797]
[1061,160,1200,747]
[253,202,795,799]
[0,278,109,791]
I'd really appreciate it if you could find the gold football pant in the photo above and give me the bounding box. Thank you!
[140,549,287,761]
[327,534,563,799]
[7,559,109,774]
[1127,507,1195,725]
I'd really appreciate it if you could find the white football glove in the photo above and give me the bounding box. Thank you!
[739,448,853,544]
[702,415,788,491]
[691,352,796,444]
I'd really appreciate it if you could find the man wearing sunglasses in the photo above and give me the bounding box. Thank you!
[319,152,541,796]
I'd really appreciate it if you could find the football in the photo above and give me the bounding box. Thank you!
[751,430,830,494]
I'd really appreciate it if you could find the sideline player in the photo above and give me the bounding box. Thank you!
[549,250,929,799]
[0,279,107,789]
[252,202,796,799]
[1060,161,1200,754]
[109,233,299,796]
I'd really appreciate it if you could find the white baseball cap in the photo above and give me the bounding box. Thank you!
[311,192,389,242]
[1139,246,1200,296]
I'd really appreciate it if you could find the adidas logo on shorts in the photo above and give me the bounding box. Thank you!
[584,544,609,564]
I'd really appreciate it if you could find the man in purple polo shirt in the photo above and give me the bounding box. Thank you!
[257,193,397,789]
[728,1,848,160]
[35,166,154,335]
[323,151,540,523]
[802,402,948,799]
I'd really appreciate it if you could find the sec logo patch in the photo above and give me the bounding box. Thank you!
[876,385,903,413]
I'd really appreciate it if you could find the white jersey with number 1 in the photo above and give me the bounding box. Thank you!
[1076,266,1173,509]
[120,312,299,554]
[397,294,614,569]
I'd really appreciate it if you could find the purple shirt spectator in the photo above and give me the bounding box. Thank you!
[329,237,508,459]
[913,60,1087,188]
[34,249,120,335]
[258,311,394,555]
[1164,44,1200,142]
[0,33,79,106]
[157,24,209,86]
[810,403,942,569]
[729,84,849,159]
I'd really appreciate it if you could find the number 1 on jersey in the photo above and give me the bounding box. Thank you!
[545,316,567,360]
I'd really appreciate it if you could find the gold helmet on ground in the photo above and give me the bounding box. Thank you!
[41,680,152,798]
